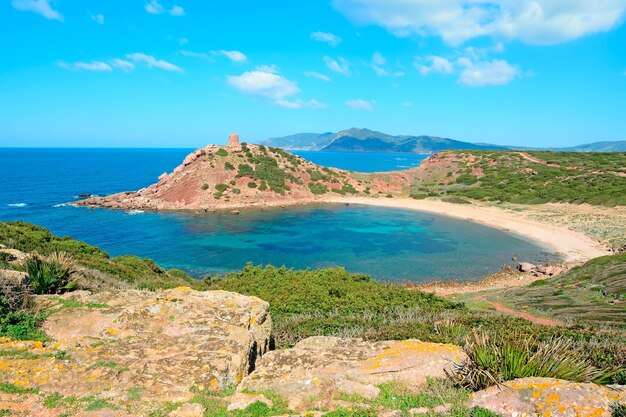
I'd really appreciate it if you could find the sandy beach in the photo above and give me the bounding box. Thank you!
[325,196,609,264]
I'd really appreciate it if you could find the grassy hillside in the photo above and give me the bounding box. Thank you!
[410,150,626,206]
[0,221,207,291]
[486,253,626,329]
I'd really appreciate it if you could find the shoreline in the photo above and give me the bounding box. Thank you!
[323,196,608,264]
[79,195,609,264]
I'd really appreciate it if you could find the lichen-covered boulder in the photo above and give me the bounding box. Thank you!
[239,336,467,410]
[0,288,272,404]
[468,377,626,417]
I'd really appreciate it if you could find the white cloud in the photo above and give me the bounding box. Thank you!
[304,71,331,82]
[371,52,389,76]
[170,5,185,16]
[402,102,412,107]
[180,50,212,59]
[58,61,112,72]
[179,38,189,45]
[126,53,184,72]
[91,13,104,25]
[145,0,185,17]
[457,58,519,86]
[415,55,454,75]
[227,70,300,101]
[111,58,135,71]
[12,0,63,21]
[307,99,328,109]
[324,56,350,75]
[256,64,279,73]
[332,0,626,45]
[213,50,248,62]
[346,99,374,111]
[275,99,329,109]
[311,31,342,46]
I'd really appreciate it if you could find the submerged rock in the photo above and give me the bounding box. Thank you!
[468,377,626,417]
[239,336,467,410]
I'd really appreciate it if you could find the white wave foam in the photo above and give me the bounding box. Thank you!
[126,209,145,215]
[53,203,78,208]
[7,203,27,207]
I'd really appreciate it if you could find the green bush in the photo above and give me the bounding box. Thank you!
[207,265,460,348]
[247,181,258,189]
[25,255,71,295]
[215,184,229,193]
[611,403,626,417]
[201,183,209,191]
[450,330,610,390]
[224,162,235,170]
[216,149,229,157]
[308,182,328,195]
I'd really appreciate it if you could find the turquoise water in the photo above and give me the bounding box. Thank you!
[0,148,556,282]
[293,150,427,172]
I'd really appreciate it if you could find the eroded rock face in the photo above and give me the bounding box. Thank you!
[239,336,467,410]
[0,288,272,404]
[468,377,626,417]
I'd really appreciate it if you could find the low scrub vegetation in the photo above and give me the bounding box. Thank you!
[0,222,206,291]
[450,330,612,390]
[415,151,626,206]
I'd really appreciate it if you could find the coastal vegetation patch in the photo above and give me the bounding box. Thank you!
[414,151,626,206]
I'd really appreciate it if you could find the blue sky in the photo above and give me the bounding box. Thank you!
[1,0,626,148]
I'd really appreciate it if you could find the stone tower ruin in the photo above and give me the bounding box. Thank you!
[228,133,240,147]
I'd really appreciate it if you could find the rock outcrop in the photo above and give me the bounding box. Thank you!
[0,288,272,406]
[469,377,626,417]
[239,336,467,410]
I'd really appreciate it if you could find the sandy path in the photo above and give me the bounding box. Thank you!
[472,292,563,327]
[324,197,607,263]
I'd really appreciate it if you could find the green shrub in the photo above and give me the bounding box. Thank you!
[409,192,428,200]
[207,265,459,348]
[450,330,610,390]
[258,180,268,191]
[247,181,258,189]
[216,149,229,157]
[611,403,626,417]
[25,255,72,295]
[0,310,46,341]
[215,184,229,193]
[308,182,328,195]
[224,162,235,170]
[441,196,472,204]
[201,183,209,191]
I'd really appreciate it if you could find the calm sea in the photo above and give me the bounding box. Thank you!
[0,148,556,282]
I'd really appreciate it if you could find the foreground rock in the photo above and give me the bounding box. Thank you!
[0,288,271,408]
[469,377,626,417]
[239,336,467,410]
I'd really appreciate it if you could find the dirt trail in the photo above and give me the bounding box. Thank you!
[474,292,563,327]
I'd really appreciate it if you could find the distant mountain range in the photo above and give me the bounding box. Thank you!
[257,128,625,154]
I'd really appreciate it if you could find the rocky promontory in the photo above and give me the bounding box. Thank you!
[76,141,409,211]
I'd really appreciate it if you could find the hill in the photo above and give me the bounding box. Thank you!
[76,142,405,211]
[484,252,626,329]
[259,128,626,154]
[259,127,507,153]
[554,140,626,152]
[407,150,626,206]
